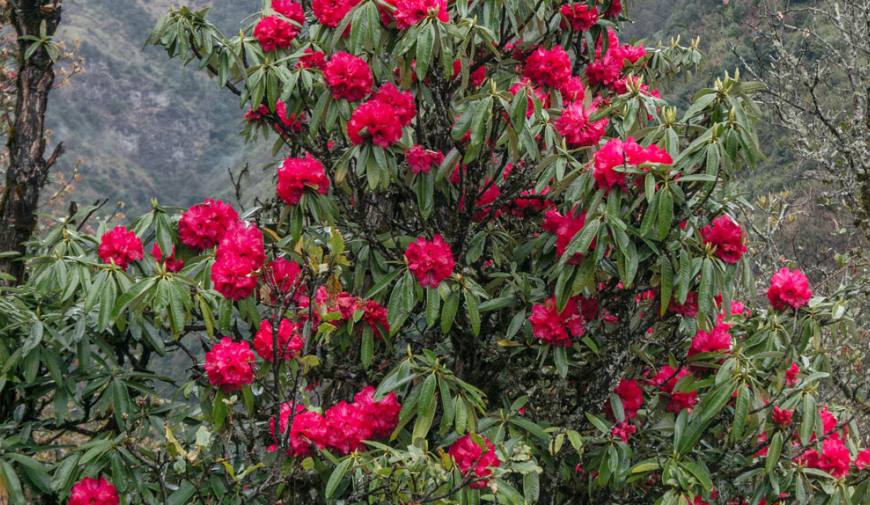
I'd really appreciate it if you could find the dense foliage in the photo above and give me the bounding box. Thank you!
[1,0,869,504]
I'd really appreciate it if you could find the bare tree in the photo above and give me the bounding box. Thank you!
[0,0,64,283]
[737,0,870,240]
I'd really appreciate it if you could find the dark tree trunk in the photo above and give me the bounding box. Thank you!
[0,0,63,283]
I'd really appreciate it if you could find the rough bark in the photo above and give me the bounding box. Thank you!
[0,0,63,283]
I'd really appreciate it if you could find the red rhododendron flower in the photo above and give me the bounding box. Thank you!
[605,0,622,18]
[785,362,800,386]
[560,3,598,31]
[299,48,327,69]
[771,406,793,428]
[371,82,416,126]
[555,102,608,147]
[818,406,840,438]
[254,2,304,53]
[275,99,306,132]
[353,386,401,438]
[797,436,851,478]
[394,0,449,29]
[462,177,501,221]
[178,198,239,250]
[312,0,359,27]
[406,145,444,174]
[404,234,455,288]
[560,76,587,102]
[701,215,747,264]
[266,257,302,293]
[855,449,870,470]
[361,299,390,338]
[592,137,672,190]
[611,420,637,442]
[452,59,487,87]
[347,100,404,147]
[523,45,572,88]
[98,226,143,271]
[650,365,691,394]
[324,52,373,101]
[667,390,698,413]
[204,337,255,392]
[614,378,644,419]
[277,154,330,205]
[449,434,501,489]
[211,222,265,300]
[669,292,699,317]
[271,403,329,456]
[542,208,589,263]
[509,187,554,217]
[69,476,118,505]
[150,243,184,272]
[528,296,585,346]
[254,319,305,362]
[767,267,812,310]
[688,321,732,357]
[586,30,625,88]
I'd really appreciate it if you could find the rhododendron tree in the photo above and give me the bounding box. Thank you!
[2,1,870,504]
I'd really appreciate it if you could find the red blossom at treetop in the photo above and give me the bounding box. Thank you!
[529,296,586,347]
[701,215,748,264]
[323,52,373,101]
[560,3,598,32]
[767,267,812,311]
[448,434,501,489]
[98,225,143,271]
[253,319,305,362]
[253,4,303,53]
[178,198,239,251]
[277,154,330,205]
[312,0,359,27]
[68,476,119,505]
[394,0,449,30]
[555,101,609,147]
[523,45,572,88]
[404,234,455,288]
[204,337,255,392]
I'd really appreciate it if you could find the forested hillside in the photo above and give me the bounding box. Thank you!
[49,0,259,212]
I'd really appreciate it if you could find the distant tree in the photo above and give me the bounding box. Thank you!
[738,0,870,241]
[0,0,64,283]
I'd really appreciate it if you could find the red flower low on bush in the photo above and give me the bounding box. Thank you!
[205,337,255,392]
[98,226,143,271]
[449,434,501,489]
[68,476,118,505]
[404,234,455,287]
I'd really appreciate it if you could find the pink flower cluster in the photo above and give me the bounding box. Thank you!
[767,267,812,311]
[312,0,360,27]
[211,222,266,300]
[560,3,598,31]
[348,83,416,147]
[98,226,144,271]
[69,476,118,505]
[555,101,608,148]
[687,321,732,358]
[204,337,256,392]
[270,386,401,456]
[277,154,331,205]
[701,215,747,264]
[593,137,672,191]
[650,365,697,413]
[151,243,184,273]
[178,198,239,251]
[586,30,647,90]
[448,434,501,489]
[404,234,455,288]
[523,45,572,88]
[528,296,586,346]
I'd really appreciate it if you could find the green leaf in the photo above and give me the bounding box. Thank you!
[553,346,568,378]
[766,432,783,475]
[800,393,816,446]
[413,374,438,441]
[681,460,713,491]
[659,257,673,316]
[167,481,197,505]
[0,460,24,505]
[325,458,352,499]
[464,288,481,336]
[698,258,714,319]
[415,23,435,81]
[656,188,673,240]
[6,454,52,494]
[360,329,374,369]
[112,277,157,321]
[441,290,460,334]
[562,219,600,262]
[730,385,749,443]
[523,471,540,503]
